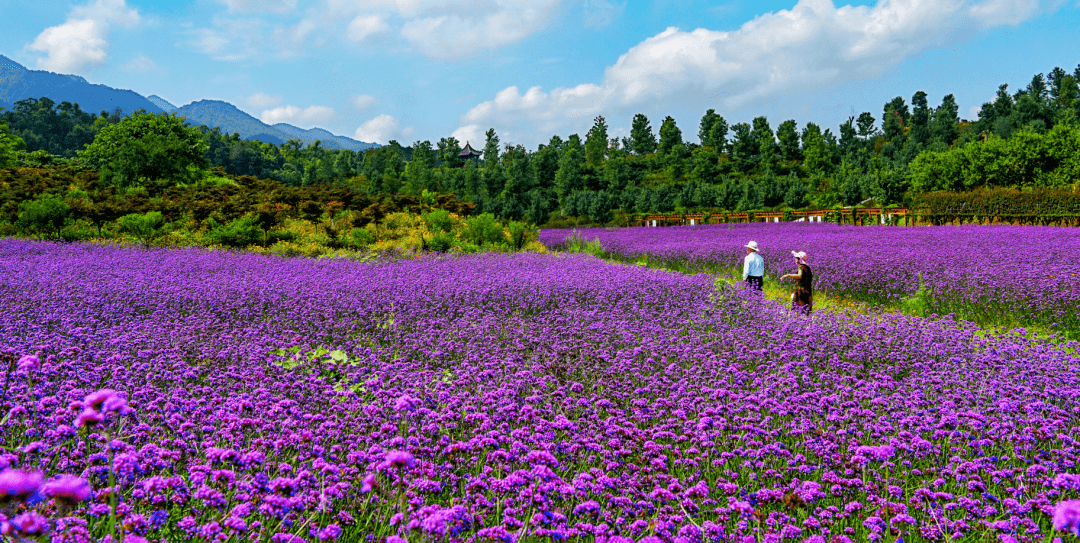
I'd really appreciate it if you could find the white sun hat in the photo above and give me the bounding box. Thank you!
[745,241,759,251]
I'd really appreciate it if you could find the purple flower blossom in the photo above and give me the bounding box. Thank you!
[0,469,43,502]
[43,475,92,505]
[1053,500,1080,536]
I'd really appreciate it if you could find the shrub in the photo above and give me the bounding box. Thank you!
[383,212,416,231]
[206,216,262,248]
[428,232,454,253]
[422,208,454,233]
[266,229,298,244]
[464,213,506,246]
[16,193,70,239]
[343,227,376,248]
[507,221,533,250]
[117,211,165,246]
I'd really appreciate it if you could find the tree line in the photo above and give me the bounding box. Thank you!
[2,62,1079,227]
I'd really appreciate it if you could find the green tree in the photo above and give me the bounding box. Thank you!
[0,118,26,167]
[658,116,683,155]
[882,96,909,141]
[856,112,876,138]
[783,172,809,208]
[629,113,656,155]
[17,193,71,238]
[79,111,209,186]
[751,116,778,171]
[534,135,562,190]
[436,137,463,169]
[584,115,609,165]
[554,145,585,209]
[483,128,500,166]
[729,122,755,173]
[698,109,720,147]
[707,115,729,153]
[930,94,960,145]
[776,119,801,161]
[910,91,931,145]
[403,140,435,194]
[117,211,165,247]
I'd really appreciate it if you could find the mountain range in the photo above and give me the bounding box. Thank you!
[0,54,377,151]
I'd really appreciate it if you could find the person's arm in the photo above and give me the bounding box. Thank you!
[780,267,803,281]
[742,255,749,280]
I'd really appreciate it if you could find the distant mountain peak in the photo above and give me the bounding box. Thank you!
[0,55,27,71]
[146,95,177,113]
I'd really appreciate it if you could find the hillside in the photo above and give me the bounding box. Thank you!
[0,53,376,151]
[174,100,376,151]
[0,54,163,116]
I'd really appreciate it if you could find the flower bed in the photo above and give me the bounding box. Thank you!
[540,223,1080,337]
[1,239,1079,542]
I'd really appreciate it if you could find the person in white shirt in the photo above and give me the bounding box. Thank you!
[742,241,764,291]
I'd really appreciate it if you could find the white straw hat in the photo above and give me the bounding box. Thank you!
[745,241,759,251]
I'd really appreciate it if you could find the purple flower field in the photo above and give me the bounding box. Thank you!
[1,238,1080,543]
[538,224,1080,337]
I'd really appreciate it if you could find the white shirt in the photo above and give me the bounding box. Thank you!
[743,251,764,280]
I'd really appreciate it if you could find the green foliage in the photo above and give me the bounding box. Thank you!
[117,211,165,246]
[564,230,605,258]
[16,193,70,238]
[422,208,454,233]
[507,220,533,250]
[630,113,656,155]
[584,115,609,165]
[913,187,1080,224]
[427,232,454,253]
[342,226,375,248]
[206,216,262,247]
[79,111,209,186]
[658,116,683,155]
[899,273,931,317]
[0,119,26,168]
[464,213,506,246]
[909,122,1080,192]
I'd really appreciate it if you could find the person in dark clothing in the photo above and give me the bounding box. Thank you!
[781,251,813,314]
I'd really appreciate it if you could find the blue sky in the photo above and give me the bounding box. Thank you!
[3,0,1078,149]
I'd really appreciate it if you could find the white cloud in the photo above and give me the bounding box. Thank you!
[351,94,379,109]
[261,104,337,127]
[346,15,390,42]
[121,54,156,72]
[583,0,625,29]
[279,0,562,59]
[189,18,273,61]
[218,0,296,14]
[399,0,561,59]
[457,0,1064,146]
[967,104,984,121]
[451,125,485,148]
[247,92,283,108]
[353,114,414,144]
[25,0,141,73]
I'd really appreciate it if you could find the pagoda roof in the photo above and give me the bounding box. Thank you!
[458,142,483,158]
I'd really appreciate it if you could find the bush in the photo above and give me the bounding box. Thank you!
[383,212,416,231]
[60,223,97,242]
[427,232,454,253]
[117,211,165,246]
[464,213,506,246]
[422,208,454,233]
[206,216,262,248]
[266,229,298,244]
[507,221,533,250]
[16,193,70,239]
[343,227,376,248]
